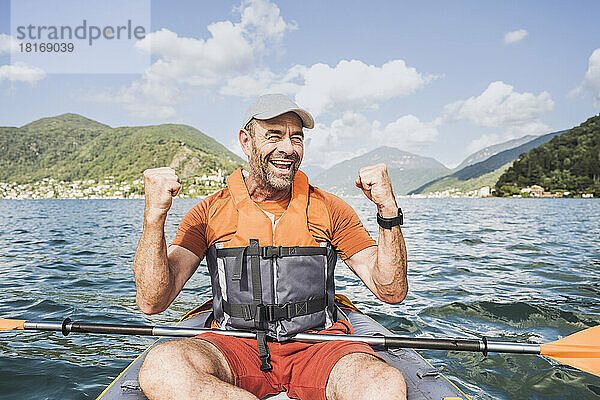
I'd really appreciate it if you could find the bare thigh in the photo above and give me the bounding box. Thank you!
[138,337,236,397]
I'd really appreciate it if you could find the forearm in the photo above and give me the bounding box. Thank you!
[373,203,408,303]
[353,163,408,303]
[133,209,175,314]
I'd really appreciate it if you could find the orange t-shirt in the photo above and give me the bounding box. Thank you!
[171,184,375,261]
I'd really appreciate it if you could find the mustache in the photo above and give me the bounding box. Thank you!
[267,152,300,163]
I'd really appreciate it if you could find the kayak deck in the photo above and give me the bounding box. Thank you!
[97,295,471,400]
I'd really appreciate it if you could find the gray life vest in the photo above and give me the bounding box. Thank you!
[205,168,338,371]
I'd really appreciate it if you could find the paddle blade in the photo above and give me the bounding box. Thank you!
[540,325,600,377]
[0,319,25,331]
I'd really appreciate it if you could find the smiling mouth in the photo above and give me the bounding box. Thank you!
[269,159,294,173]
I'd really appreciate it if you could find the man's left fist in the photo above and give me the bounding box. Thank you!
[355,163,398,217]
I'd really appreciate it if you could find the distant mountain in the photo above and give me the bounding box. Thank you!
[411,129,567,194]
[312,146,450,195]
[496,115,600,196]
[413,162,514,195]
[0,113,245,183]
[21,113,111,132]
[453,135,538,171]
[301,164,326,180]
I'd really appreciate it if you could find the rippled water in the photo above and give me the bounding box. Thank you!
[0,198,599,399]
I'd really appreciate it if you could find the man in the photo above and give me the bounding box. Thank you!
[135,94,408,400]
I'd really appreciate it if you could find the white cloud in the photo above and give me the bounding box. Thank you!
[237,0,297,51]
[304,112,439,168]
[92,0,434,120]
[504,29,528,45]
[219,68,301,97]
[383,114,439,146]
[220,59,436,117]
[294,59,435,116]
[572,48,600,107]
[443,81,553,138]
[0,62,46,84]
[0,35,46,85]
[88,75,181,119]
[135,0,293,84]
[0,34,19,53]
[93,0,295,118]
[134,25,253,86]
[219,69,277,97]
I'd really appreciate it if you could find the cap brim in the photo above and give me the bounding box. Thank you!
[253,108,314,129]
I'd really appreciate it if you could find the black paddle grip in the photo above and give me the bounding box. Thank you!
[384,336,482,352]
[67,322,155,336]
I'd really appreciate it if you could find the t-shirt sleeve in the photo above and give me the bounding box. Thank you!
[326,193,376,260]
[170,200,209,260]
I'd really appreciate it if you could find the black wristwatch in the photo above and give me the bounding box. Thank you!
[377,207,403,229]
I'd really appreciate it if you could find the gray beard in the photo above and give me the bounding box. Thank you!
[249,141,299,191]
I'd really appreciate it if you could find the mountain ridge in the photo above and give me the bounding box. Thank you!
[453,134,538,171]
[19,113,112,131]
[312,146,450,195]
[0,113,245,184]
[409,129,567,194]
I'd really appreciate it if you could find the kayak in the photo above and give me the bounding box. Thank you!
[97,294,471,400]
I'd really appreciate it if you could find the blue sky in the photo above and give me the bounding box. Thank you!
[1,0,599,169]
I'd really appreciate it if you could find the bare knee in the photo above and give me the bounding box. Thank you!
[138,338,232,397]
[363,362,406,399]
[327,353,407,400]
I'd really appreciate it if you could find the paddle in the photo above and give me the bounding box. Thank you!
[1,318,599,377]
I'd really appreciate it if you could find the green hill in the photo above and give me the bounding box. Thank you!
[410,129,566,195]
[495,115,600,196]
[0,113,245,184]
[416,162,513,194]
[313,146,450,196]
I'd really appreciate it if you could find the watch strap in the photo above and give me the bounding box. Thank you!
[377,207,403,229]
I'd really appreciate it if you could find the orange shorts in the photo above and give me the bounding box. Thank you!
[196,320,384,400]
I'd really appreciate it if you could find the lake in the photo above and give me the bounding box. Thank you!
[0,198,599,399]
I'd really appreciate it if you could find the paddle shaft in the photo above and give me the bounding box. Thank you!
[23,318,541,355]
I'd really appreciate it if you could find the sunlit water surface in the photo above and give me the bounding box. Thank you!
[0,198,599,399]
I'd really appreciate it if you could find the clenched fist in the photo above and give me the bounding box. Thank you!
[143,167,182,213]
[355,163,398,217]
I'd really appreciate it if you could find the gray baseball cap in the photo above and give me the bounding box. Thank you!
[241,94,314,130]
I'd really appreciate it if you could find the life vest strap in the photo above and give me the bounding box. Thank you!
[217,245,328,282]
[249,239,272,371]
[249,239,263,326]
[222,297,327,323]
[256,331,272,371]
[217,245,327,258]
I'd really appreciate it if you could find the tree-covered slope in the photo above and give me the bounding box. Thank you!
[495,115,600,196]
[61,124,244,182]
[0,114,109,182]
[0,113,245,183]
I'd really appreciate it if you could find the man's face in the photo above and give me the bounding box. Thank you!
[246,112,304,191]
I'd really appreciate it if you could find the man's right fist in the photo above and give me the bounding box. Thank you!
[143,167,182,212]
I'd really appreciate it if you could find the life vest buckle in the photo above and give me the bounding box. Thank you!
[265,302,294,322]
[262,246,282,258]
[255,304,266,324]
